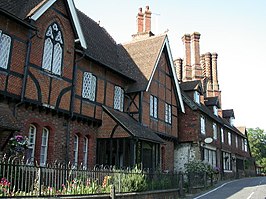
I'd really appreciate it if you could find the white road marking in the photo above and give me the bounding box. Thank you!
[247,192,254,199]
[193,181,234,199]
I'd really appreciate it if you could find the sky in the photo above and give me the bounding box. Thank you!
[74,0,266,131]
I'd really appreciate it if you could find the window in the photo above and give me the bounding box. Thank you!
[242,138,245,151]
[235,135,238,148]
[40,127,49,166]
[114,86,124,111]
[82,72,97,101]
[28,125,36,162]
[213,123,217,140]
[83,137,88,167]
[0,30,11,69]
[213,106,218,116]
[150,95,158,118]
[228,132,232,146]
[229,117,234,126]
[165,103,172,124]
[200,116,205,134]
[244,139,248,152]
[221,128,224,143]
[194,91,200,104]
[73,135,79,166]
[223,151,232,171]
[203,148,216,167]
[42,22,63,75]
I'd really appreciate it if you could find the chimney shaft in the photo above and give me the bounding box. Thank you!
[182,34,192,80]
[137,8,144,33]
[174,58,183,81]
[212,53,219,91]
[191,32,202,79]
[144,6,151,32]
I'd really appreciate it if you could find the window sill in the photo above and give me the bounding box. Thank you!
[224,170,233,173]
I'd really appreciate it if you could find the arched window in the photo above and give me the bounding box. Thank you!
[73,135,79,166]
[28,124,36,162]
[40,127,49,166]
[42,22,63,75]
[0,30,11,69]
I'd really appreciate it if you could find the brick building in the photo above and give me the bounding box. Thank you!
[174,33,255,178]
[0,1,186,172]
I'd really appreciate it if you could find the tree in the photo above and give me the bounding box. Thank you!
[247,127,266,171]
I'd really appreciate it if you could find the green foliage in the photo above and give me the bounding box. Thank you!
[247,127,266,171]
[113,166,148,192]
[185,160,214,175]
[7,135,28,157]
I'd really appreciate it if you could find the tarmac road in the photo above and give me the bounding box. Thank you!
[191,176,266,199]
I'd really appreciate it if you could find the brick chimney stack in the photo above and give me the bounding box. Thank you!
[137,8,144,33]
[191,32,202,80]
[211,53,219,91]
[144,6,151,32]
[132,6,154,39]
[174,58,183,81]
[182,34,192,80]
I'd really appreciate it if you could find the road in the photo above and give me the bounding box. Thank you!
[193,177,266,199]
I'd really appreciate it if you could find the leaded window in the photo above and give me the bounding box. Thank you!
[0,30,11,69]
[165,103,172,124]
[223,151,232,171]
[42,22,63,75]
[82,72,97,101]
[150,95,158,118]
[114,86,124,111]
[203,148,217,167]
[40,127,49,166]
[194,91,200,104]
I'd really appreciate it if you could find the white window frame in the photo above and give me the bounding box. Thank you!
[213,123,217,140]
[0,30,11,69]
[83,137,88,168]
[165,103,172,124]
[228,132,232,146]
[223,151,232,171]
[42,22,63,76]
[244,139,248,152]
[221,128,224,143]
[213,106,218,116]
[200,116,205,134]
[28,124,36,162]
[150,95,158,119]
[203,148,217,167]
[194,91,200,104]
[82,72,97,101]
[114,86,124,111]
[40,127,49,167]
[74,135,79,166]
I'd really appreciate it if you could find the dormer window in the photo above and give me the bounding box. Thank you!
[213,106,218,116]
[114,86,124,111]
[194,91,200,104]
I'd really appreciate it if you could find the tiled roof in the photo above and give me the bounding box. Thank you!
[0,0,43,19]
[103,106,164,144]
[122,34,166,92]
[205,96,220,108]
[0,103,21,131]
[180,80,203,94]
[222,109,235,118]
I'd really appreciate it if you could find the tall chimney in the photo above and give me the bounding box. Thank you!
[200,54,206,77]
[191,32,202,80]
[144,6,151,32]
[137,8,144,33]
[204,52,212,96]
[212,53,219,91]
[174,58,183,81]
[182,34,192,80]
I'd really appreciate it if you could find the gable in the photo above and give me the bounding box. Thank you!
[28,0,87,49]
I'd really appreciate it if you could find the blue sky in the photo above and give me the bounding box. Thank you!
[74,0,266,131]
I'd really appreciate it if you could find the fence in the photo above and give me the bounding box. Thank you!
[0,157,182,197]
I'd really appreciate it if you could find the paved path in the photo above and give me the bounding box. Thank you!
[188,177,266,199]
